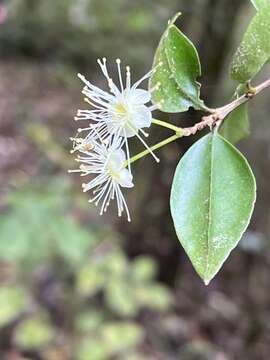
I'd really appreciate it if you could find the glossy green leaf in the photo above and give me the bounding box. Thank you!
[170,133,256,284]
[250,0,269,10]
[230,3,270,82]
[220,85,250,144]
[149,13,205,113]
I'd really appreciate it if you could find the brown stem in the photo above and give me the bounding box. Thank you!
[183,78,270,136]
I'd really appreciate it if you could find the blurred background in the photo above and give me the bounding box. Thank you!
[0,0,270,359]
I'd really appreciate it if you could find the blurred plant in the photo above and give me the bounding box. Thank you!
[0,177,96,269]
[77,249,172,316]
[0,0,167,65]
[0,178,173,359]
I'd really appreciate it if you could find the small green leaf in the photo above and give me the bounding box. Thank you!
[0,287,27,327]
[170,133,256,284]
[105,281,139,316]
[77,338,110,360]
[136,285,172,311]
[150,13,205,112]
[76,264,105,296]
[14,315,54,349]
[101,322,143,353]
[230,3,270,82]
[131,256,157,282]
[220,85,250,144]
[75,311,104,333]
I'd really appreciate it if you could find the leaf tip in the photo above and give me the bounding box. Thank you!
[168,12,182,26]
[203,278,211,286]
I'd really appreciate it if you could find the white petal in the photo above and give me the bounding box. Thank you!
[109,149,126,171]
[123,125,138,138]
[117,168,134,188]
[128,89,151,104]
[130,105,152,129]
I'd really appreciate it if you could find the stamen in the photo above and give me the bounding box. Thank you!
[134,129,160,163]
[77,127,92,133]
[116,58,124,92]
[68,169,82,173]
[126,66,131,90]
[139,129,149,137]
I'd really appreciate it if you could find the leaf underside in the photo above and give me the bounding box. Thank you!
[230,2,270,83]
[170,133,256,284]
[149,13,205,113]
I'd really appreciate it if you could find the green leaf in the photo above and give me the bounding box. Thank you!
[170,133,256,284]
[230,3,270,82]
[219,85,250,144]
[76,264,106,296]
[14,315,54,349]
[101,322,143,353]
[75,311,104,333]
[250,0,269,10]
[77,338,110,360]
[0,287,27,327]
[105,281,139,317]
[149,13,205,113]
[131,256,157,282]
[136,285,172,311]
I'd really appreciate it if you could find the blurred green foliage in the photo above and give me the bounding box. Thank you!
[1,0,268,358]
[0,178,172,359]
[14,314,54,350]
[0,178,96,268]
[1,0,175,67]
[0,287,28,327]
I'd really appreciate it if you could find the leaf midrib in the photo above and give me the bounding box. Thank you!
[205,134,214,280]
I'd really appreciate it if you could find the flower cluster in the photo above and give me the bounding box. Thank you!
[69,58,160,221]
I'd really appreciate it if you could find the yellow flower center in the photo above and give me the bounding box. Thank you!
[114,103,128,116]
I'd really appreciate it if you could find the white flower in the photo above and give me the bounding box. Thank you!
[69,139,133,222]
[74,58,160,168]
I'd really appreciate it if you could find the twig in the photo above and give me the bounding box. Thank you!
[126,78,270,166]
[183,78,270,136]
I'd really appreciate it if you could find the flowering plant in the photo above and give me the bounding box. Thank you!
[70,6,270,284]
